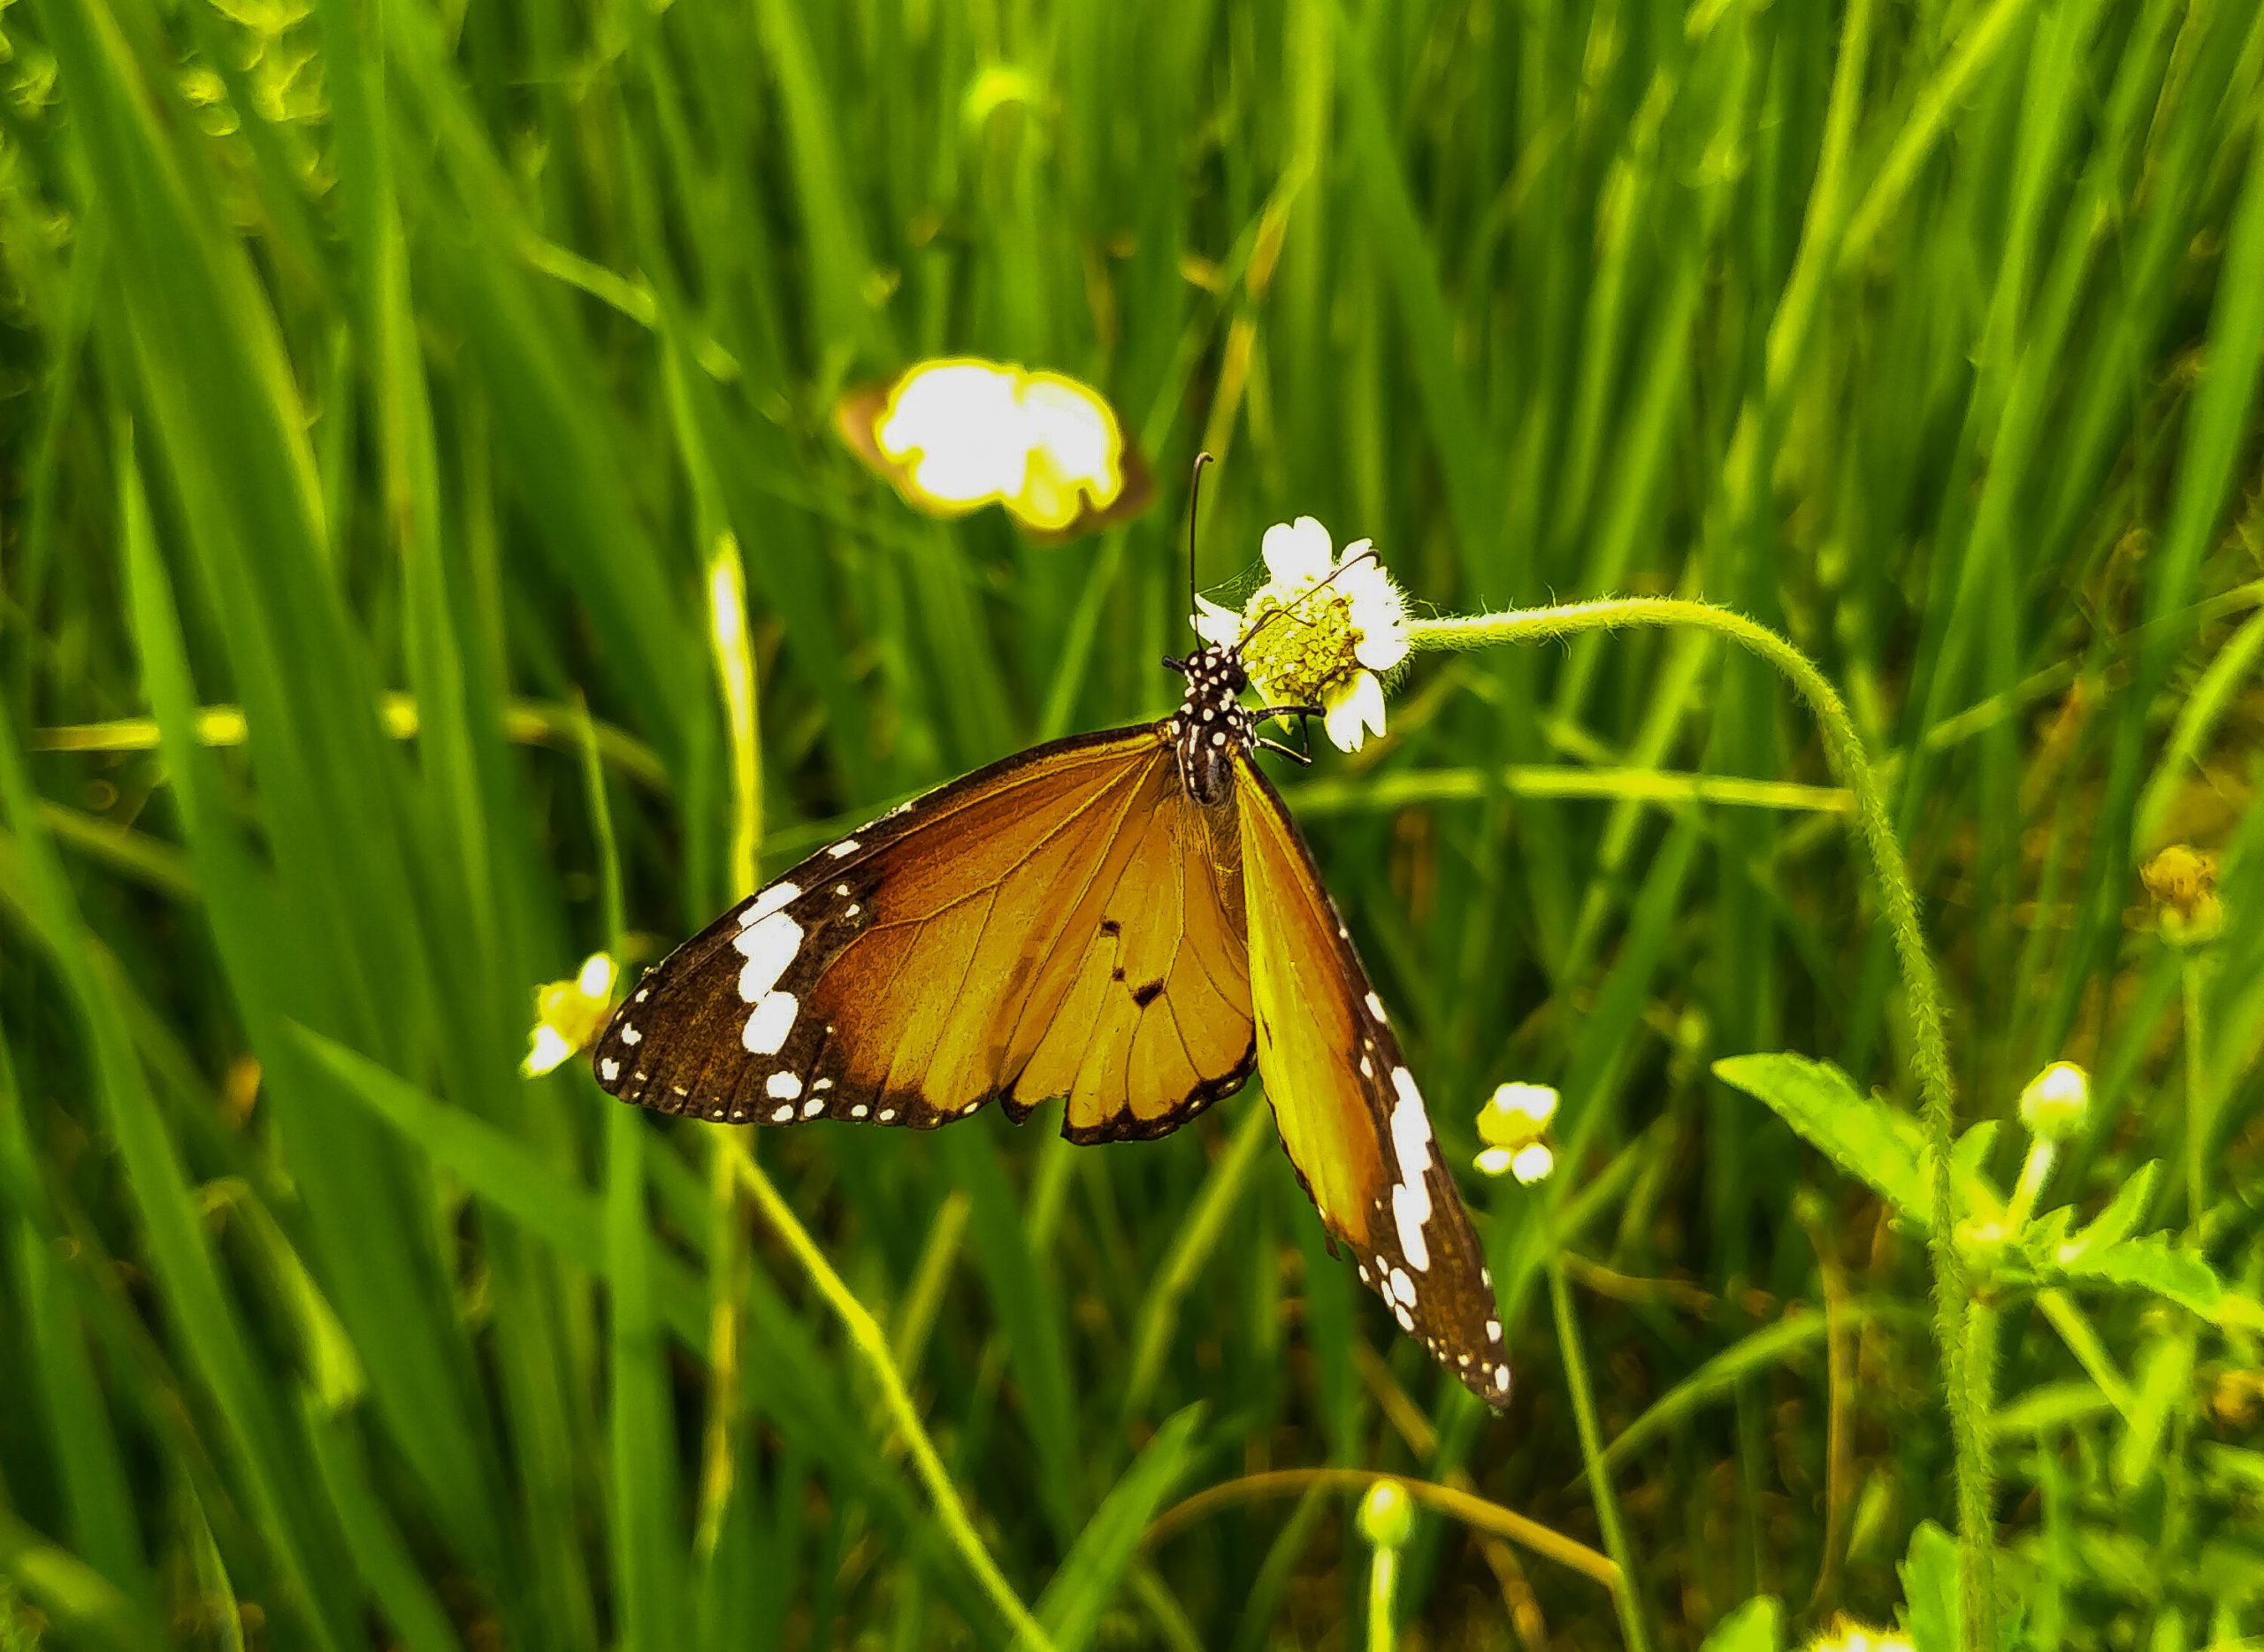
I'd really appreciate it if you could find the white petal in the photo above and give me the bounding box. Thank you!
[1355,615,1410,672]
[1346,564,1411,670]
[1261,516,1334,589]
[1347,670,1388,741]
[1192,594,1243,650]
[1322,685,1370,753]
[521,1025,574,1077]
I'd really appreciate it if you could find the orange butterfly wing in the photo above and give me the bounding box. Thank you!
[1234,755,1511,1409]
[593,726,1254,1140]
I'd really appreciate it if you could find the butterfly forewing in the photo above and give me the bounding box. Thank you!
[1234,755,1511,1410]
[593,726,1255,1137]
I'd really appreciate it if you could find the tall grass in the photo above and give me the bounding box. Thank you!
[4,1,2262,1647]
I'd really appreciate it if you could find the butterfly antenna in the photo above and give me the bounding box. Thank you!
[1185,451,1214,635]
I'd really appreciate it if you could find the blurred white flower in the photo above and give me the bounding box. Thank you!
[1474,1082,1561,1183]
[1481,1081,1560,1139]
[521,952,619,1077]
[1192,516,1408,752]
[1509,1143,1556,1185]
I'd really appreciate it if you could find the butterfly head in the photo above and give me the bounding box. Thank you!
[1165,644,1252,807]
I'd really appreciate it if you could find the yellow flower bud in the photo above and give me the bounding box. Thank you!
[1357,1479,1413,1550]
[2017,1060,2090,1140]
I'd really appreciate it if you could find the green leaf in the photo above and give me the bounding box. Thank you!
[1034,1404,1205,1652]
[1949,1121,1999,1197]
[2113,1334,2195,1492]
[1698,1595,1783,1652]
[2056,1162,2161,1259]
[2046,1234,2223,1320]
[1899,1519,1959,1652]
[1712,1054,1930,1221]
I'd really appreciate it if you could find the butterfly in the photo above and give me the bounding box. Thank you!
[592,469,1509,1409]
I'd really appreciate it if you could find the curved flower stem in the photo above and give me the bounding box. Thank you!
[724,1136,1057,1651]
[1411,599,1992,1647]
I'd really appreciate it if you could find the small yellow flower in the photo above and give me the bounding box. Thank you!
[1357,1479,1414,1549]
[522,952,618,1077]
[2141,843,2222,946]
[2017,1059,2090,1140]
[1474,1082,1560,1183]
[1193,516,1409,752]
[1805,1623,1913,1652]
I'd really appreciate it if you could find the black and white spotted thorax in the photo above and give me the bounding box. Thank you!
[1166,645,1251,807]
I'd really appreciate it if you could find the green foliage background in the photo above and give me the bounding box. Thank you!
[3,0,2263,1647]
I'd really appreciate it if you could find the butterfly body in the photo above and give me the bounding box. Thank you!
[594,639,1511,1406]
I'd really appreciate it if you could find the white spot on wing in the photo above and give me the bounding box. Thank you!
[1388,1266,1417,1305]
[801,1098,824,1118]
[849,1103,868,1119]
[1365,991,1388,1023]
[738,883,800,926]
[620,1025,642,1046]
[877,1107,897,1122]
[1385,1067,1435,1272]
[1393,1184,1432,1272]
[770,1105,793,1122]
[829,839,860,857]
[1392,1302,1414,1333]
[1487,1319,1503,1342]
[734,910,803,1004]
[1494,1364,1511,1391]
[766,1071,803,1101]
[742,991,797,1055]
[599,1057,620,1082]
[814,1078,833,1090]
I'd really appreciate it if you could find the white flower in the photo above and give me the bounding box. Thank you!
[1189,516,1409,752]
[521,952,620,1077]
[1473,1141,1556,1184]
[1475,1080,1560,1183]
[1481,1082,1560,1139]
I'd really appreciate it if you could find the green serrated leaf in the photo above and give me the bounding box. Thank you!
[1713,1054,1929,1221]
[2046,1234,2224,1319]
[2019,1205,2073,1258]
[1950,1121,1999,1196]
[1698,1595,1783,1652]
[2058,1162,2162,1260]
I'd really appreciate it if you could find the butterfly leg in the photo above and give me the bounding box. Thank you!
[1255,703,1325,765]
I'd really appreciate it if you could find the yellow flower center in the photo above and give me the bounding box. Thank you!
[1241,588,1363,706]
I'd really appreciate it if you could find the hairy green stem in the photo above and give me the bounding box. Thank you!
[723,1136,1056,1651]
[1414,600,1992,1647]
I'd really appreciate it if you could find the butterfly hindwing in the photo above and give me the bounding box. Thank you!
[1233,754,1511,1409]
[593,726,1255,1138]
